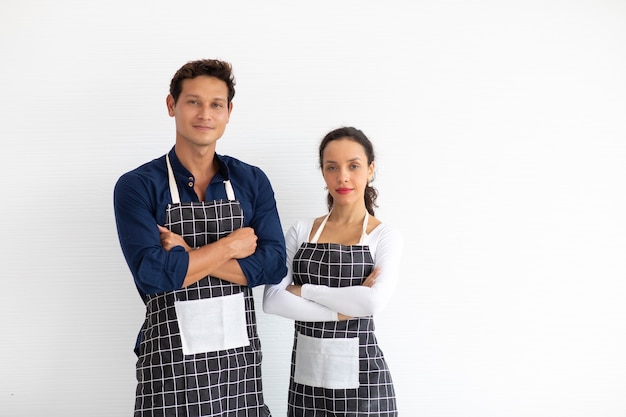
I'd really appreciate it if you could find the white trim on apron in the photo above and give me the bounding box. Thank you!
[166,155,236,203]
[310,210,369,245]
[166,154,249,355]
[165,154,181,204]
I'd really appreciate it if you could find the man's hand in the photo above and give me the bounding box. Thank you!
[158,225,257,259]
[222,227,258,259]
[158,225,193,252]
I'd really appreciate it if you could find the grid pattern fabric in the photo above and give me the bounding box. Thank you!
[288,243,397,416]
[134,200,270,417]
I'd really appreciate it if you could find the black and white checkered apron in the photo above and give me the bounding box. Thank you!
[134,156,270,417]
[288,212,397,416]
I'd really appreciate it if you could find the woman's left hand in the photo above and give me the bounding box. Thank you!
[362,266,381,287]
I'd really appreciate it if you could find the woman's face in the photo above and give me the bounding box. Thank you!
[321,137,374,208]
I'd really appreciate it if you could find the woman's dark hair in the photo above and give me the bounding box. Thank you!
[319,126,378,216]
[169,59,236,105]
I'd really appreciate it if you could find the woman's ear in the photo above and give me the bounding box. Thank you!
[368,161,376,182]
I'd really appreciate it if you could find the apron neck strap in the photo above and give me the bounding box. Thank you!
[166,155,237,203]
[166,155,181,204]
[223,180,236,201]
[310,210,369,245]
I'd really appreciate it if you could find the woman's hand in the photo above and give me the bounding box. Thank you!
[337,267,381,320]
[158,225,193,252]
[337,313,353,321]
[287,267,382,321]
[362,266,381,288]
[286,284,302,297]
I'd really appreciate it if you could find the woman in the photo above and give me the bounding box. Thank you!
[263,126,404,416]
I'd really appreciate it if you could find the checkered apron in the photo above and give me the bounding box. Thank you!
[288,213,397,416]
[133,156,270,417]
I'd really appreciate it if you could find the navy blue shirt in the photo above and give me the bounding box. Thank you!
[113,147,287,302]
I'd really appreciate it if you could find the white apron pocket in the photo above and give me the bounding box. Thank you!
[174,292,250,355]
[294,332,360,389]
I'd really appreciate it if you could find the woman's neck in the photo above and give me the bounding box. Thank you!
[327,205,368,225]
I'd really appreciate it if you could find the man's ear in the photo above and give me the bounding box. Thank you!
[166,94,175,117]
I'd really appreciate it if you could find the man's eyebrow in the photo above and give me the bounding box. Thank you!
[182,94,227,101]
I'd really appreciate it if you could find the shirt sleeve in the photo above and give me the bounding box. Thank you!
[113,170,189,298]
[263,220,339,321]
[234,166,287,288]
[300,223,404,317]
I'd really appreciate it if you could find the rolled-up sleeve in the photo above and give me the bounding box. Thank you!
[235,166,287,287]
[114,171,189,297]
[114,151,287,298]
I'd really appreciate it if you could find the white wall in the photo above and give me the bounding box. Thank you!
[1,1,625,416]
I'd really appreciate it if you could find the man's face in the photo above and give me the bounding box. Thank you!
[166,75,232,150]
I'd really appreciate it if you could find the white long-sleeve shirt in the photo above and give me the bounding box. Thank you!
[263,217,404,321]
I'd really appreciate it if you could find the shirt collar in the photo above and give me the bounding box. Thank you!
[167,146,231,181]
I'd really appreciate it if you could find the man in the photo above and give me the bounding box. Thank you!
[114,59,287,417]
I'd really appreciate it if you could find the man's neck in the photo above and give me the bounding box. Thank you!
[174,142,218,184]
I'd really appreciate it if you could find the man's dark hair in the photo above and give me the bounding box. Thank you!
[169,59,236,105]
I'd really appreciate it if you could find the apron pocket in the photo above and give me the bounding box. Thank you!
[175,292,250,355]
[294,332,360,389]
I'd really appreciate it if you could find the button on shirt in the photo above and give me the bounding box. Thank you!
[113,147,287,302]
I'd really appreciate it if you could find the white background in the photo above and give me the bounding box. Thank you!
[1,1,625,416]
